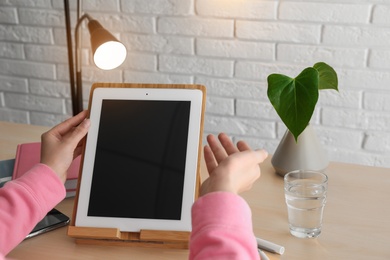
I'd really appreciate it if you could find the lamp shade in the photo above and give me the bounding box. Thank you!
[88,20,127,70]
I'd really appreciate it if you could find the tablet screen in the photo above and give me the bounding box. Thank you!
[88,100,190,220]
[75,86,204,232]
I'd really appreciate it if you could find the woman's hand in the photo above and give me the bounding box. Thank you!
[201,133,268,196]
[40,110,90,183]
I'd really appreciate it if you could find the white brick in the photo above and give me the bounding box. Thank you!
[18,8,64,27]
[0,59,55,79]
[1,0,51,8]
[30,111,70,126]
[236,21,321,44]
[96,14,155,34]
[83,0,120,12]
[206,96,234,116]
[363,131,390,152]
[279,2,370,23]
[0,25,53,44]
[322,107,390,131]
[196,39,274,60]
[318,89,361,109]
[4,93,65,113]
[56,64,71,81]
[196,0,276,20]
[235,61,301,81]
[195,76,267,100]
[123,34,193,55]
[0,7,18,24]
[29,79,70,98]
[53,0,76,9]
[25,44,67,63]
[236,100,277,119]
[234,136,279,155]
[276,122,288,139]
[369,50,390,69]
[121,0,193,15]
[158,17,234,38]
[0,75,28,93]
[316,127,363,150]
[205,115,276,138]
[65,99,73,115]
[124,71,193,84]
[159,55,234,77]
[326,147,390,168]
[121,53,157,71]
[53,28,67,46]
[338,69,390,91]
[0,42,24,59]
[311,109,321,125]
[0,108,29,124]
[372,5,390,25]
[277,44,367,69]
[323,25,390,47]
[81,67,123,83]
[363,92,390,111]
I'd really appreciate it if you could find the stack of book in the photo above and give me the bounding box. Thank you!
[0,159,14,188]
[1,142,80,197]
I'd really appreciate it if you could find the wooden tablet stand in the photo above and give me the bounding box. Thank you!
[67,83,206,249]
[67,226,191,249]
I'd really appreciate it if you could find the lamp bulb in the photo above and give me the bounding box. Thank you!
[93,41,127,70]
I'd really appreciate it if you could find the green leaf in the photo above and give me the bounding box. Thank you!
[267,68,319,141]
[313,62,338,91]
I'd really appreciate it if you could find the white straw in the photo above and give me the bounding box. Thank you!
[258,249,270,260]
[256,237,285,255]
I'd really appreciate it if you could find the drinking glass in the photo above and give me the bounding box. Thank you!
[284,170,328,238]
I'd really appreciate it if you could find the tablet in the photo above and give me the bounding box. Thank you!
[75,86,204,232]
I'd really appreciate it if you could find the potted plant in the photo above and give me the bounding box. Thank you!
[267,62,338,176]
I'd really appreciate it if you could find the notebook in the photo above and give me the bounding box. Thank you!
[12,142,80,197]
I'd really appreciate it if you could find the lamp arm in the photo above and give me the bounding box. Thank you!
[74,13,93,114]
[64,0,78,115]
[75,14,93,73]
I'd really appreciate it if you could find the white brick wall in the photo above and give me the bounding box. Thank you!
[0,0,389,168]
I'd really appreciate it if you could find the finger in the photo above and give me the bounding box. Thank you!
[207,134,228,163]
[203,145,217,176]
[254,149,269,163]
[218,133,239,155]
[236,140,251,152]
[51,110,89,136]
[66,118,90,145]
[231,149,268,167]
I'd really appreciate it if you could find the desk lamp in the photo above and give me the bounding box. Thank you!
[64,0,127,115]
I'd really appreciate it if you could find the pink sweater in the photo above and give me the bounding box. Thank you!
[190,192,259,259]
[0,164,66,258]
[0,164,259,259]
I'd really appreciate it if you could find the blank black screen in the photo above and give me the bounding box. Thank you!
[87,100,191,220]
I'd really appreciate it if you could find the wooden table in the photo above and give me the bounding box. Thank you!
[1,121,390,259]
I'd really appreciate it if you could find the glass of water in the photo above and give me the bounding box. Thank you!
[284,170,328,238]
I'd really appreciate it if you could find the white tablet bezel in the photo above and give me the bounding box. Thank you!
[75,87,203,232]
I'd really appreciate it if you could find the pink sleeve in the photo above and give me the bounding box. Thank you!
[0,164,66,257]
[189,192,259,260]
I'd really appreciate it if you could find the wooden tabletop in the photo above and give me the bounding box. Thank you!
[1,121,390,260]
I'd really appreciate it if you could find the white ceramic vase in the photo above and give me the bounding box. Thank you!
[271,124,329,177]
